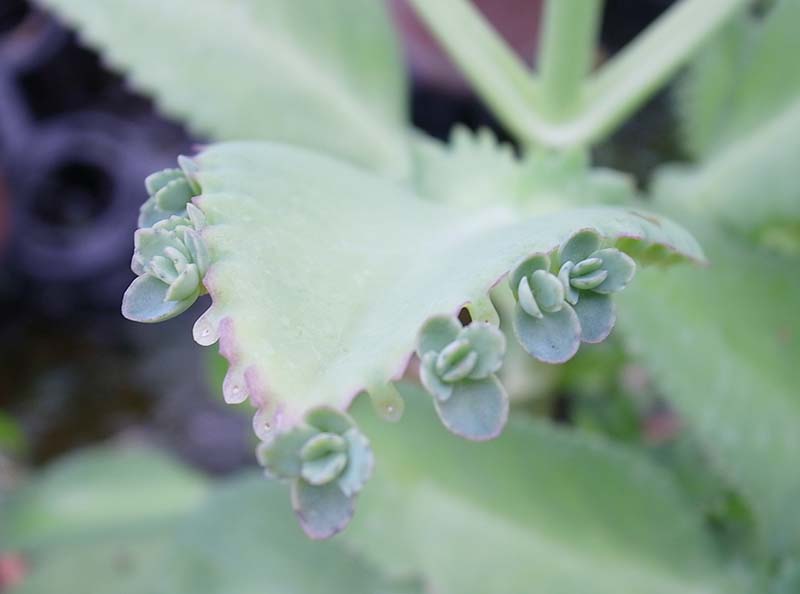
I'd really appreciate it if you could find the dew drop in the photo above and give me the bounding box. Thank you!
[252,407,275,440]
[369,385,405,422]
[223,371,248,404]
[193,312,220,346]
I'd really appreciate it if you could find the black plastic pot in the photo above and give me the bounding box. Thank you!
[0,0,68,75]
[5,111,151,284]
[0,64,30,161]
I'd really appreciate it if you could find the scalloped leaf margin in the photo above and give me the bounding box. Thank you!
[185,141,703,435]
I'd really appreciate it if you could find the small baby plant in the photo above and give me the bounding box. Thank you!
[43,0,752,539]
[510,229,636,363]
[416,316,508,440]
[123,163,206,322]
[256,407,373,539]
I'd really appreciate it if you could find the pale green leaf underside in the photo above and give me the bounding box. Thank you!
[193,141,702,425]
[345,388,743,594]
[40,0,409,175]
[620,228,800,558]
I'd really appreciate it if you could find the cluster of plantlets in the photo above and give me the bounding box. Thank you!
[122,162,206,323]
[122,149,660,536]
[104,0,717,538]
[510,229,636,362]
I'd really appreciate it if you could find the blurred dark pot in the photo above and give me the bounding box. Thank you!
[0,0,68,75]
[0,64,30,161]
[6,112,146,283]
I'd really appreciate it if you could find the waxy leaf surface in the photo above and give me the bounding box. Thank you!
[192,142,703,425]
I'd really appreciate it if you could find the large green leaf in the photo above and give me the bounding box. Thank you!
[3,449,418,594]
[344,387,744,594]
[661,97,800,243]
[8,533,173,594]
[619,227,800,559]
[678,0,800,159]
[40,0,409,175]
[1,447,207,551]
[165,476,422,594]
[189,141,702,428]
[670,1,800,241]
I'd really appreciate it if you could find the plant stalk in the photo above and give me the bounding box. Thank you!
[409,0,745,151]
[536,0,604,121]
[405,0,541,144]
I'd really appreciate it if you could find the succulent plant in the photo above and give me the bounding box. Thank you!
[138,157,201,228]
[256,407,373,539]
[122,166,209,323]
[557,228,636,343]
[416,316,509,440]
[510,228,636,364]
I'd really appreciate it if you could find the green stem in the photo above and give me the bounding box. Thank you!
[579,0,748,145]
[405,0,542,144]
[537,0,604,120]
[409,0,744,151]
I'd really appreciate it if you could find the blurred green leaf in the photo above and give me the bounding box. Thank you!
[0,412,25,456]
[679,0,800,158]
[8,533,171,594]
[3,449,416,594]
[40,0,409,175]
[658,99,800,244]
[769,559,800,594]
[165,476,422,594]
[193,142,702,425]
[412,127,634,210]
[670,0,800,243]
[676,12,748,159]
[620,228,800,558]
[1,447,207,550]
[345,387,744,594]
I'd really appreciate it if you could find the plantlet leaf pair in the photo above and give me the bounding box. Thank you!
[511,228,635,364]
[416,316,508,440]
[257,407,373,539]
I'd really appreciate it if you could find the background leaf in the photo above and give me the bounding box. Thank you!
[344,387,745,594]
[39,0,409,175]
[194,142,703,423]
[665,1,800,247]
[2,449,420,594]
[7,533,174,594]
[165,476,421,594]
[1,447,207,551]
[678,0,800,159]
[619,227,800,559]
[412,127,634,210]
